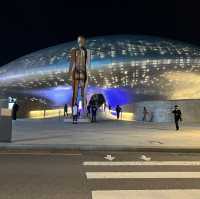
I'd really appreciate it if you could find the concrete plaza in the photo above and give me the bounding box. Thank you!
[0,118,199,150]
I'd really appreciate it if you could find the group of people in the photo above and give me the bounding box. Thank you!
[142,105,182,131]
[64,102,83,124]
[11,99,182,131]
[64,102,98,124]
[64,103,123,123]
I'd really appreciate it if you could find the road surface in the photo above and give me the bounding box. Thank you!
[1,151,200,198]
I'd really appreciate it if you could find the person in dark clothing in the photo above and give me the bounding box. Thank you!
[142,107,148,122]
[172,105,182,130]
[12,102,19,120]
[91,105,97,122]
[87,104,91,117]
[116,105,122,119]
[64,104,68,117]
[108,105,112,112]
[103,103,106,112]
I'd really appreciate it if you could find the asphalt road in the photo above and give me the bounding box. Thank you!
[1,151,200,199]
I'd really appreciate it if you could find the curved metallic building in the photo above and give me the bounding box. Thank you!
[0,35,200,112]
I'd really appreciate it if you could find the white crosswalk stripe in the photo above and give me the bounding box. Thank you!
[83,160,200,198]
[92,190,200,199]
[86,171,200,179]
[83,161,200,166]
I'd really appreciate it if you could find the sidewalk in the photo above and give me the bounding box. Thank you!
[0,118,200,151]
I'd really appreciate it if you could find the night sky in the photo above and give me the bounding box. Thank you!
[0,0,199,66]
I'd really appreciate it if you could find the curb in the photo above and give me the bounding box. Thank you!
[0,144,200,153]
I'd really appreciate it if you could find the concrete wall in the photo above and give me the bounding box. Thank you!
[134,99,200,123]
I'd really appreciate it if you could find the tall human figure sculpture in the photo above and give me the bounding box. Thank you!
[68,36,90,113]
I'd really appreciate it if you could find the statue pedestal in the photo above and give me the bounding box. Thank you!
[64,117,90,123]
[64,111,90,123]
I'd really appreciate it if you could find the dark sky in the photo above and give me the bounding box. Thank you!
[0,0,199,66]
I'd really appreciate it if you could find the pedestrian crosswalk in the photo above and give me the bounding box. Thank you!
[83,159,200,199]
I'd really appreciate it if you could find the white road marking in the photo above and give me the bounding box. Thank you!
[83,161,200,166]
[86,172,200,179]
[140,155,151,161]
[104,155,115,161]
[92,190,200,199]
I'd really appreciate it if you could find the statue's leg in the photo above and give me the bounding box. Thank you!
[72,79,79,107]
[84,79,88,106]
[80,81,86,111]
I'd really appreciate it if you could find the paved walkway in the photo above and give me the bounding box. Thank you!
[0,118,199,150]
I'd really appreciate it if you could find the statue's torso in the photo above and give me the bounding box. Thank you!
[71,48,87,80]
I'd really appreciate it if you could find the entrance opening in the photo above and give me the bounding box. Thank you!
[89,94,106,108]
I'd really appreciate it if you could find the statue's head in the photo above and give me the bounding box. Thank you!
[77,36,86,48]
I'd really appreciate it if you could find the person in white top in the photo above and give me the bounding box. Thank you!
[72,103,78,124]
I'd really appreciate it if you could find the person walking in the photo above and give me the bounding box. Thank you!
[87,104,91,117]
[64,104,68,117]
[172,105,182,131]
[91,104,97,123]
[12,101,19,120]
[142,107,148,122]
[116,105,122,119]
[108,105,112,112]
[72,103,78,124]
[103,103,106,112]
